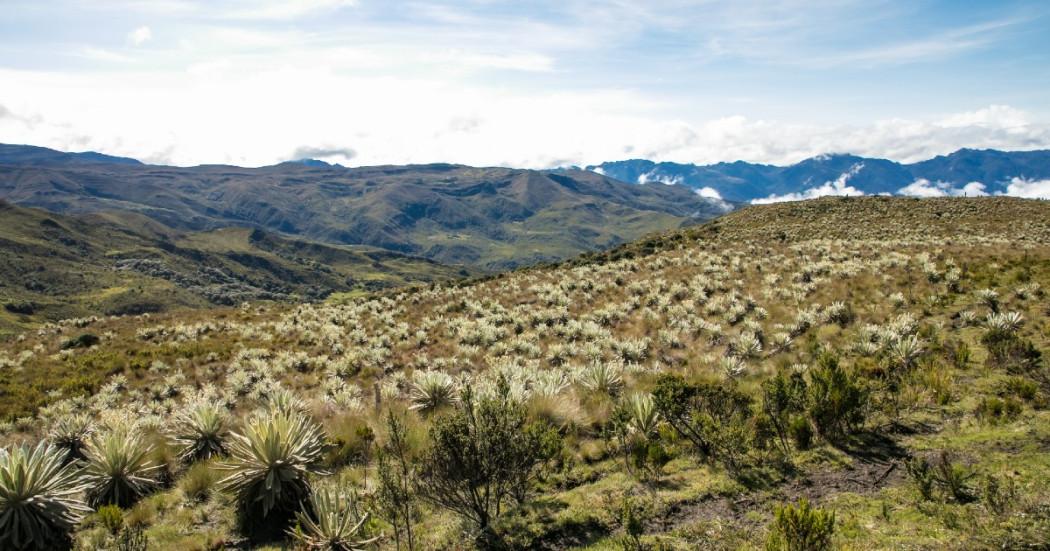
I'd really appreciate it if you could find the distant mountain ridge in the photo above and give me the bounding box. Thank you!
[588,149,1050,202]
[0,144,729,270]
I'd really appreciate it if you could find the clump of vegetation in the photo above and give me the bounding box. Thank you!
[765,499,835,551]
[417,380,562,539]
[290,486,380,550]
[0,443,90,551]
[219,408,327,540]
[172,402,231,463]
[81,425,161,508]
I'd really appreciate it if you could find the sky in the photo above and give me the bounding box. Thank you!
[1,0,1050,168]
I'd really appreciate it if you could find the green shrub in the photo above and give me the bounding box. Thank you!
[975,396,1022,424]
[114,526,148,551]
[651,374,754,472]
[95,504,123,535]
[82,426,161,509]
[218,408,326,541]
[417,379,562,535]
[1005,377,1039,401]
[788,417,813,451]
[807,354,867,441]
[324,416,375,468]
[373,412,420,551]
[765,498,835,551]
[907,452,976,503]
[0,442,91,551]
[760,369,808,454]
[982,330,1042,374]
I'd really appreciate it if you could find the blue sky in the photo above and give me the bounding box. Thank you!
[1,0,1049,167]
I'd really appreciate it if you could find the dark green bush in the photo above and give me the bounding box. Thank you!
[61,333,100,350]
[807,354,867,441]
[788,417,813,451]
[761,369,808,454]
[417,379,562,535]
[651,374,754,472]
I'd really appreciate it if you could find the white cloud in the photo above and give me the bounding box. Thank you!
[637,171,683,186]
[696,186,722,200]
[128,26,152,46]
[2,57,1050,169]
[751,163,866,204]
[897,179,988,197]
[1001,177,1050,199]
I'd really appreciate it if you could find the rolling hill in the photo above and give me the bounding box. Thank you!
[0,200,462,333]
[0,144,731,269]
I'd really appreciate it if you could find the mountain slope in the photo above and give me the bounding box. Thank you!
[0,145,730,269]
[590,148,1050,202]
[0,200,462,333]
[2,196,1048,549]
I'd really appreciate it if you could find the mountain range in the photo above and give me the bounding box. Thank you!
[0,144,727,271]
[588,148,1050,202]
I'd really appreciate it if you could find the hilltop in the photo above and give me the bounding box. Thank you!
[0,196,1048,550]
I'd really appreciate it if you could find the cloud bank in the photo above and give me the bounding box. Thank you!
[751,163,866,204]
[1002,177,1050,199]
[897,179,988,197]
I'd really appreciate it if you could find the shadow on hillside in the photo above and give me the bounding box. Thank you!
[837,431,909,464]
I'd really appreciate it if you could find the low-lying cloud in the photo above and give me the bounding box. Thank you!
[1002,177,1050,199]
[290,146,356,162]
[897,179,987,197]
[751,163,866,204]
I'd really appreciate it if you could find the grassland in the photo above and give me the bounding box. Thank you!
[0,196,1048,550]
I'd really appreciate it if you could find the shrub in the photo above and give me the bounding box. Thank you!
[907,452,975,503]
[95,504,124,535]
[651,374,754,472]
[178,461,219,502]
[765,499,835,551]
[807,354,867,441]
[982,329,1042,374]
[219,409,327,540]
[975,396,1022,424]
[172,403,231,464]
[788,417,813,451]
[417,379,562,535]
[373,412,420,551]
[0,442,91,551]
[114,527,149,551]
[324,416,375,468]
[760,369,808,454]
[290,486,380,551]
[82,426,162,509]
[61,333,100,350]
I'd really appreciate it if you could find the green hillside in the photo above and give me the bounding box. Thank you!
[1,196,1048,550]
[0,201,463,335]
